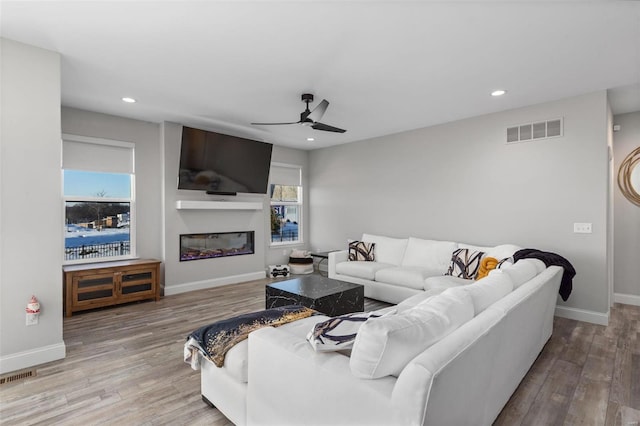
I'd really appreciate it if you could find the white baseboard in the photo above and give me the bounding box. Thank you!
[614,292,640,307]
[555,306,609,326]
[164,271,266,296]
[0,342,66,375]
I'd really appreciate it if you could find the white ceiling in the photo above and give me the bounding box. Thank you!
[2,1,639,150]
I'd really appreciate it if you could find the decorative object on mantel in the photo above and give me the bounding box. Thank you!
[618,146,640,207]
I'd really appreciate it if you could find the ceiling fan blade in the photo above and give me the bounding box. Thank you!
[311,122,346,133]
[307,99,329,123]
[251,121,300,126]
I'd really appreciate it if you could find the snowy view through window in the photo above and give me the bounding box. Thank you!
[64,170,133,261]
[270,184,301,244]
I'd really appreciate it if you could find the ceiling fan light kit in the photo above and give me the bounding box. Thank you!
[251,93,346,133]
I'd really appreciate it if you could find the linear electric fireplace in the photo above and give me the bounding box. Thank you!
[180,231,255,261]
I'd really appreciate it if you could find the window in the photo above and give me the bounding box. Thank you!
[62,135,135,263]
[270,164,302,245]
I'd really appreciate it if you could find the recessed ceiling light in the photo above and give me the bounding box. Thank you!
[491,90,507,97]
[122,97,136,103]
[307,137,315,142]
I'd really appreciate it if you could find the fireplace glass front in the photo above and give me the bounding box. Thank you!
[180,231,255,261]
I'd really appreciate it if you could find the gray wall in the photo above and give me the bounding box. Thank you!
[162,122,309,294]
[309,91,611,320]
[0,39,64,373]
[613,111,640,301]
[61,108,163,262]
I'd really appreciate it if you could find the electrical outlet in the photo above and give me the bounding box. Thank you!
[573,223,592,233]
[26,313,38,326]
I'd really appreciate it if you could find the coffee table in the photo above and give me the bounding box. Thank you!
[265,275,364,317]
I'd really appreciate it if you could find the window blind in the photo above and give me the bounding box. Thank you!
[63,137,134,174]
[269,164,301,186]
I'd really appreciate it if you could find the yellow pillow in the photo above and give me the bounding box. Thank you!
[475,256,499,280]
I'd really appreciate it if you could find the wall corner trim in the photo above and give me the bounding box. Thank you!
[163,271,267,296]
[0,342,66,375]
[613,292,640,307]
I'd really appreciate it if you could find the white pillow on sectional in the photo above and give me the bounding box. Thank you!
[485,244,522,262]
[361,234,409,266]
[349,290,474,379]
[499,259,540,289]
[401,237,458,271]
[464,270,514,314]
[395,288,447,311]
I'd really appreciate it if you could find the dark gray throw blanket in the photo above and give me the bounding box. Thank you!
[187,305,317,367]
[513,248,576,301]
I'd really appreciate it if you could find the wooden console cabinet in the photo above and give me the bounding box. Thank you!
[63,259,161,317]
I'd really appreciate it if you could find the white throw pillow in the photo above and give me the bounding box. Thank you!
[401,237,458,271]
[349,290,474,379]
[362,234,409,266]
[464,270,514,314]
[395,288,447,311]
[485,244,522,262]
[499,259,540,289]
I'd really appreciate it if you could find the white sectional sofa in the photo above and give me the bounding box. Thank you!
[329,233,524,304]
[191,248,564,425]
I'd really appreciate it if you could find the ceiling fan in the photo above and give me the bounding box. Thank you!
[251,93,346,133]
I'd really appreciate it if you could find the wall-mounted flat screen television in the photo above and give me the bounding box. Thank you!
[178,126,273,195]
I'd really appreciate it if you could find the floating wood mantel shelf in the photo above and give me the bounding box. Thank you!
[175,200,263,210]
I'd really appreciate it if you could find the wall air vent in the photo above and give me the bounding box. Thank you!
[506,118,563,144]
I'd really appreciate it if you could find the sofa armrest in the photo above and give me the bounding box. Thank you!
[328,250,348,278]
[247,326,399,426]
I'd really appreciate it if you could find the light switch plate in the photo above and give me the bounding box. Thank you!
[573,223,592,233]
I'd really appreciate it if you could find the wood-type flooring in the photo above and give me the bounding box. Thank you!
[1,277,638,425]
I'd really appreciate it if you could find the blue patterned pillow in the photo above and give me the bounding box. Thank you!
[445,248,485,279]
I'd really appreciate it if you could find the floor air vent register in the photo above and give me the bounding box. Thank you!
[0,368,36,385]
[507,118,563,143]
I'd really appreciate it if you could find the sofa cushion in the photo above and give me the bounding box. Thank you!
[423,275,471,290]
[464,269,514,314]
[349,290,474,379]
[362,234,408,266]
[499,259,543,289]
[348,240,375,261]
[306,310,396,352]
[374,266,442,290]
[445,248,485,279]
[223,315,330,383]
[401,237,458,272]
[335,260,394,280]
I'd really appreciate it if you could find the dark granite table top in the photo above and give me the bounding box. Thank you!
[267,274,362,299]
